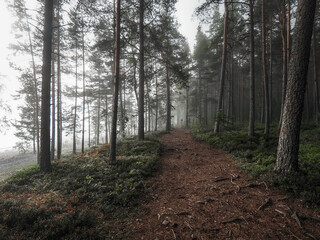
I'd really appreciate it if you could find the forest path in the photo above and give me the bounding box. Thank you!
[127,129,320,240]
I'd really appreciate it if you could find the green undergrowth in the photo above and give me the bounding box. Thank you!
[0,133,163,239]
[191,123,320,208]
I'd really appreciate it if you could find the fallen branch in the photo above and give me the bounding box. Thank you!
[304,231,318,240]
[258,197,272,211]
[222,216,244,224]
[238,182,268,192]
[298,214,320,223]
[213,176,229,182]
[176,211,190,216]
[291,212,303,229]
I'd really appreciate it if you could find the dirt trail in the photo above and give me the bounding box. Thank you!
[128,129,320,240]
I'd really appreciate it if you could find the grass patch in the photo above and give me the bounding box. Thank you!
[191,123,320,208]
[0,135,162,239]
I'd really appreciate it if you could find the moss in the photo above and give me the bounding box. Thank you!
[0,133,162,239]
[191,124,320,208]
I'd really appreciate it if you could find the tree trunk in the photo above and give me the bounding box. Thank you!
[227,49,233,125]
[155,72,158,131]
[278,2,288,130]
[261,0,270,135]
[313,24,319,123]
[248,0,255,136]
[197,68,202,125]
[275,0,316,173]
[110,0,121,163]
[269,22,273,122]
[97,78,101,145]
[25,8,40,162]
[214,0,228,134]
[138,0,145,140]
[88,102,91,147]
[186,86,189,128]
[40,0,54,172]
[166,61,171,132]
[73,39,78,154]
[57,5,62,159]
[105,93,108,144]
[81,21,86,153]
[51,54,55,161]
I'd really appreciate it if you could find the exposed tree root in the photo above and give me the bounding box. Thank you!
[258,197,272,210]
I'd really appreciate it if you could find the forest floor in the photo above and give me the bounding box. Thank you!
[128,128,320,240]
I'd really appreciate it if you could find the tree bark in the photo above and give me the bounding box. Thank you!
[261,0,270,135]
[57,4,62,159]
[25,8,40,162]
[248,0,255,136]
[51,54,55,161]
[155,71,158,131]
[214,0,228,134]
[97,78,101,145]
[138,0,145,140]
[269,22,273,122]
[278,1,288,130]
[40,0,54,172]
[81,21,86,153]
[275,0,316,173]
[110,0,121,163]
[186,86,189,128]
[73,39,78,154]
[313,24,319,123]
[166,61,171,132]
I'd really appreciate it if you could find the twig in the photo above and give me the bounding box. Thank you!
[304,231,318,240]
[275,209,287,216]
[291,211,303,229]
[288,230,302,240]
[184,221,193,230]
[171,229,177,240]
[258,198,272,211]
[298,214,320,222]
[241,216,249,224]
[213,176,229,182]
[175,148,186,155]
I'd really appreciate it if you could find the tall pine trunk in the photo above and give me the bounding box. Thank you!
[214,0,228,134]
[186,86,189,128]
[275,0,316,173]
[73,39,78,154]
[138,0,145,140]
[248,0,255,136]
[25,8,40,162]
[81,22,86,153]
[40,0,54,172]
[166,61,171,132]
[110,0,121,163]
[51,54,55,161]
[269,22,273,122]
[278,2,288,130]
[261,0,270,135]
[57,5,62,159]
[313,24,319,122]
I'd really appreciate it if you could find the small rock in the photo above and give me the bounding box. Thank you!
[162,218,170,226]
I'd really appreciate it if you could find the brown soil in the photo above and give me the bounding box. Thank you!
[127,129,320,240]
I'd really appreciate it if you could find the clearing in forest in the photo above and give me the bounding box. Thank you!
[128,129,320,240]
